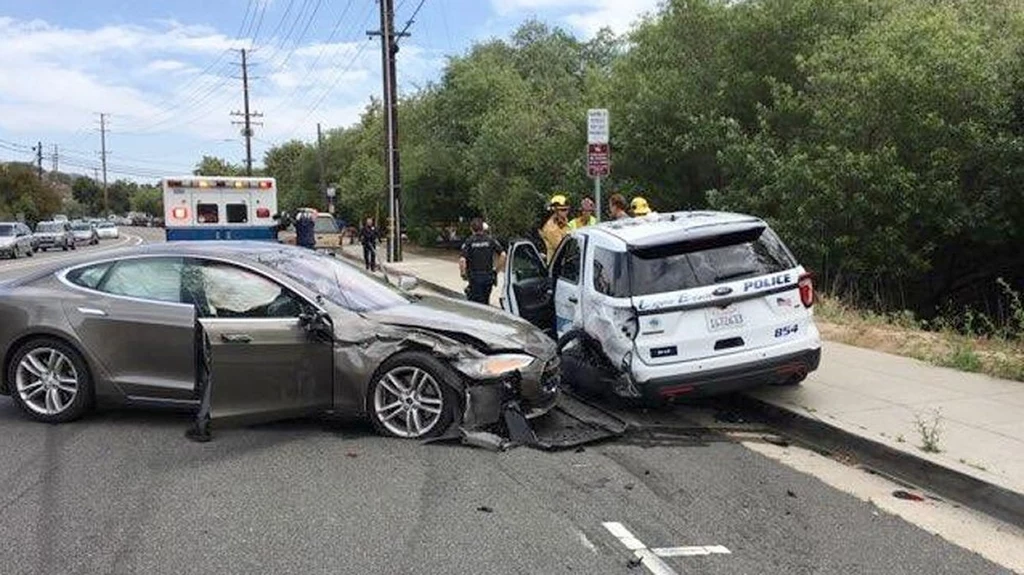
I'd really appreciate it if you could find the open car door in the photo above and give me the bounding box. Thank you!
[189,311,335,441]
[501,240,554,336]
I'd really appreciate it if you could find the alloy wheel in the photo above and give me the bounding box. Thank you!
[15,347,80,416]
[373,366,445,438]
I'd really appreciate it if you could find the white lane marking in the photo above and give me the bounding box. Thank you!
[577,531,598,553]
[602,522,679,575]
[652,545,731,557]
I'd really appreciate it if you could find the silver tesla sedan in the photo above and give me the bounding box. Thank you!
[0,242,559,439]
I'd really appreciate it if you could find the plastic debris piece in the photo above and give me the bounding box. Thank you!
[462,430,511,452]
[476,506,494,513]
[787,490,797,498]
[627,557,644,569]
[345,452,358,458]
[763,435,791,447]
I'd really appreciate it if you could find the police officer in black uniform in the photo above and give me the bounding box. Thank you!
[459,217,506,305]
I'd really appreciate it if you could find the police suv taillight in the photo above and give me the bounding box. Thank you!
[798,273,814,308]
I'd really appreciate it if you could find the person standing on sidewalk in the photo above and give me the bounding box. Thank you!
[568,197,597,230]
[360,217,379,272]
[295,210,316,249]
[459,217,506,305]
[608,193,629,220]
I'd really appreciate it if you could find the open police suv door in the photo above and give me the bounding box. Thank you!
[501,240,554,336]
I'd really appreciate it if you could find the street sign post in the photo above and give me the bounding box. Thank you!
[326,186,336,215]
[587,109,609,222]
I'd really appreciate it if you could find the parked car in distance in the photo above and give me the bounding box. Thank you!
[95,221,119,240]
[33,221,75,251]
[0,222,35,259]
[70,222,100,246]
[502,210,822,402]
[53,214,69,223]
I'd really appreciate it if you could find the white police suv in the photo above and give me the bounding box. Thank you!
[500,211,821,400]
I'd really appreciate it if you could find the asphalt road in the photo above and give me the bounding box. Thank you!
[0,229,1016,575]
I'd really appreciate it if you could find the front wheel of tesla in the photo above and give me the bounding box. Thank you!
[7,338,92,423]
[368,352,457,439]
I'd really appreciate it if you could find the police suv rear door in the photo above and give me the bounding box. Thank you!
[629,222,814,366]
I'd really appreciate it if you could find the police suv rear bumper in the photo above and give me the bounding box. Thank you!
[634,346,822,400]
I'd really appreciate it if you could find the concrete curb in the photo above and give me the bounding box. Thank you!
[734,394,1024,529]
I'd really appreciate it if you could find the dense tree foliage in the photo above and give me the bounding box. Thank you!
[0,162,62,225]
[246,0,1024,319]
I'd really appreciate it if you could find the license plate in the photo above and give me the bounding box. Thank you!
[707,307,744,331]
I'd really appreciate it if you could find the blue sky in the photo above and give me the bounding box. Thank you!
[0,0,658,182]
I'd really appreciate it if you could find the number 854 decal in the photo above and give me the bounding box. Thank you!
[774,324,799,338]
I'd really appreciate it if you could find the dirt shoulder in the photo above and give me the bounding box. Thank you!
[816,297,1024,382]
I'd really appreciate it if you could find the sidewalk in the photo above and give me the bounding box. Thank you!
[336,243,1024,522]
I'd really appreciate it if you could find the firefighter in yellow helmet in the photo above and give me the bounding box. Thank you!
[630,196,653,217]
[539,193,571,261]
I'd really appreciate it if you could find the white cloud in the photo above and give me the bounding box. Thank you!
[490,0,659,37]
[0,15,444,177]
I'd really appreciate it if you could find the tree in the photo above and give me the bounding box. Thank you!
[0,162,62,224]
[72,177,102,213]
[193,156,243,176]
[131,186,163,216]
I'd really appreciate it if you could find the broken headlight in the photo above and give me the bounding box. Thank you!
[454,353,536,379]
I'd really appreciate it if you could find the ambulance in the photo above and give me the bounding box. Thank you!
[161,176,278,241]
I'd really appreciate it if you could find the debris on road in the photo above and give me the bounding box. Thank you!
[763,434,791,447]
[787,489,797,498]
[476,506,494,513]
[892,490,927,502]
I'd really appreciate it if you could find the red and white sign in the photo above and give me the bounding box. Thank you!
[587,143,610,178]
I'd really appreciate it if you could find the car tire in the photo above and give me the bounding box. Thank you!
[6,338,93,424]
[367,351,458,439]
[25,246,33,258]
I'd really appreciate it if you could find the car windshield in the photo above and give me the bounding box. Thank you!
[97,222,114,228]
[593,225,798,298]
[36,222,61,233]
[0,224,14,236]
[71,223,92,231]
[258,250,413,312]
[314,217,338,234]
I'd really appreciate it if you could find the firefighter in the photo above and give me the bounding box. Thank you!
[539,194,571,261]
[459,217,506,305]
[630,196,653,217]
[568,197,597,229]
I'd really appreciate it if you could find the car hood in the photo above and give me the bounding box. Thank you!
[0,236,15,245]
[363,295,556,358]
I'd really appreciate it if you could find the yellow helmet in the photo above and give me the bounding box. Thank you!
[630,196,651,216]
[549,194,568,209]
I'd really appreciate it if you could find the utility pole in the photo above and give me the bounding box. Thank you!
[230,48,263,176]
[31,142,43,179]
[98,113,109,213]
[316,123,327,209]
[368,0,407,262]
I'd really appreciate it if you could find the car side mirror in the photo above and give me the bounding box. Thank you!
[299,308,334,342]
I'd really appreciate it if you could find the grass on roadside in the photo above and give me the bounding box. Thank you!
[815,293,1024,382]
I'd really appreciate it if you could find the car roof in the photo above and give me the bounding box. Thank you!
[575,210,766,250]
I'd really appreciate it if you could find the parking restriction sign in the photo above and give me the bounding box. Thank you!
[587,143,610,178]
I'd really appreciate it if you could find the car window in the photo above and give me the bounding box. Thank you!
[554,237,581,284]
[195,261,303,318]
[225,203,248,224]
[67,262,114,289]
[36,222,61,233]
[0,224,14,236]
[628,225,798,296]
[197,203,219,224]
[314,216,338,234]
[98,258,184,303]
[510,242,546,282]
[592,246,629,297]
[259,250,413,313]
